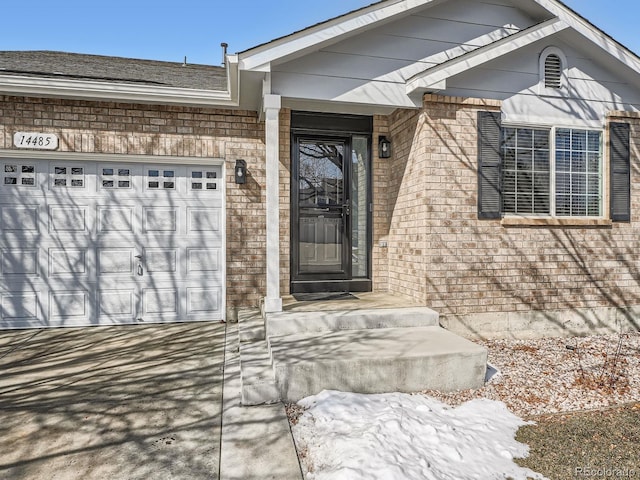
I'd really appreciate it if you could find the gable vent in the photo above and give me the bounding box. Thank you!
[544,54,562,88]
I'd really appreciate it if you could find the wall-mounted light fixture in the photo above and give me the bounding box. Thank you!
[235,159,247,184]
[378,136,392,159]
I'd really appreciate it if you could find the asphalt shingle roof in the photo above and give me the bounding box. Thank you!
[0,50,227,91]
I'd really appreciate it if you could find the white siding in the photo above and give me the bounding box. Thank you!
[271,0,540,106]
[445,33,640,125]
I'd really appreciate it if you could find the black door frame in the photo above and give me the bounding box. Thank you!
[290,112,373,294]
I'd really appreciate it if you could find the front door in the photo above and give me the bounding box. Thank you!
[291,133,371,293]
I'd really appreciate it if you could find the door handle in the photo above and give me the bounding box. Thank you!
[135,254,143,276]
[342,204,351,216]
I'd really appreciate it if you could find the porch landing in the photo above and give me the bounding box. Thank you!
[237,293,487,405]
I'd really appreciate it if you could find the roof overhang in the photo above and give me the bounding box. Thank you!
[0,55,240,107]
[239,0,447,72]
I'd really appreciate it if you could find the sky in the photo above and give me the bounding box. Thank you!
[1,1,639,66]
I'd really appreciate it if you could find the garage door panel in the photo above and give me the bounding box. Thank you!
[143,207,179,233]
[143,248,178,274]
[98,248,135,275]
[98,206,136,233]
[187,207,222,233]
[98,289,136,318]
[49,290,91,322]
[49,248,88,277]
[1,291,41,322]
[1,205,39,232]
[142,288,179,316]
[187,287,222,317]
[1,249,39,276]
[49,205,89,233]
[187,248,221,275]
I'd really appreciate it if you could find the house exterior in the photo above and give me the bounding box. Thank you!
[2,0,640,339]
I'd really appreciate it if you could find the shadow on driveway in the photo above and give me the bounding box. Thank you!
[0,322,225,480]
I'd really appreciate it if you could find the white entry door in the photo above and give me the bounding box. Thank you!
[0,158,225,329]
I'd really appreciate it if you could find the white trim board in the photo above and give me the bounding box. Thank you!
[0,149,226,166]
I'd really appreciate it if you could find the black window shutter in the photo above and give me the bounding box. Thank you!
[477,111,502,219]
[610,122,631,222]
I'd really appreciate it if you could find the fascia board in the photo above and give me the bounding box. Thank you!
[0,74,239,107]
[406,18,568,95]
[239,0,442,72]
[226,54,240,104]
[532,0,640,75]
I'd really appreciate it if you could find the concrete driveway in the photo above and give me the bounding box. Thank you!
[0,322,225,480]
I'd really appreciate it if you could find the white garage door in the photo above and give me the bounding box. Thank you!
[0,157,225,329]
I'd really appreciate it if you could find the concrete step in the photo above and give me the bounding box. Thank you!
[239,340,280,405]
[266,306,439,337]
[268,325,487,402]
[238,309,266,342]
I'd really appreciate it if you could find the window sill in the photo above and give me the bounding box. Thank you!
[501,217,612,227]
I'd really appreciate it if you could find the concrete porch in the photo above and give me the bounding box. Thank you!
[238,293,488,405]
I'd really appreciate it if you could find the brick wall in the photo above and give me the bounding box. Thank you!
[0,95,267,311]
[385,94,640,337]
[372,115,390,291]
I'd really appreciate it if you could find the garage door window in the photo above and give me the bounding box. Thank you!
[147,169,176,190]
[3,164,36,187]
[53,166,85,188]
[102,167,132,189]
[190,169,218,191]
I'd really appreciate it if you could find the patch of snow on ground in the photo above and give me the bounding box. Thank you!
[292,390,547,480]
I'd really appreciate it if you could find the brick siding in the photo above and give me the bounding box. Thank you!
[385,94,640,333]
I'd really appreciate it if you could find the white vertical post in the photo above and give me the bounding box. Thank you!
[263,94,283,313]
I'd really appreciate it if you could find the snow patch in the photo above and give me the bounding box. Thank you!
[292,390,547,480]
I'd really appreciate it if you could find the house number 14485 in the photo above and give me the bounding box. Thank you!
[13,132,59,150]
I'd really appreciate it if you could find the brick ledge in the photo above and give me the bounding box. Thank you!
[501,217,613,227]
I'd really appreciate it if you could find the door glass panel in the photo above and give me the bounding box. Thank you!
[298,142,344,207]
[352,136,368,278]
[298,141,345,274]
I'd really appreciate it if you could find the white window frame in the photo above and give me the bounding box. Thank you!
[501,123,605,219]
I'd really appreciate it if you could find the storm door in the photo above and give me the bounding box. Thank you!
[291,130,371,293]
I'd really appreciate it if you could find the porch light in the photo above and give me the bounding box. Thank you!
[235,159,247,184]
[378,136,392,159]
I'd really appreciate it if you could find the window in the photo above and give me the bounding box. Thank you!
[501,127,602,217]
[53,166,85,188]
[101,167,131,189]
[554,129,602,216]
[478,112,626,221]
[189,169,217,191]
[2,164,36,187]
[502,127,550,215]
[146,168,176,190]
